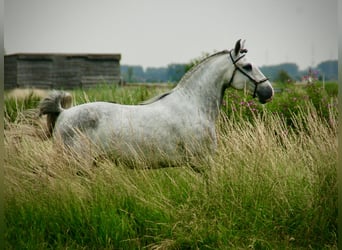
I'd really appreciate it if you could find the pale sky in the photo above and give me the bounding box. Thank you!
[5,0,337,70]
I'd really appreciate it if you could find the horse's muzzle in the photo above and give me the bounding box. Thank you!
[259,96,273,104]
[256,86,274,104]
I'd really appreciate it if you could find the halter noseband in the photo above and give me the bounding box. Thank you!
[228,50,269,98]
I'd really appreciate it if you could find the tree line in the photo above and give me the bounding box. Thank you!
[121,64,186,83]
[260,60,337,83]
[121,59,337,83]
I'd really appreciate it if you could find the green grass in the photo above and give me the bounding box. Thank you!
[4,90,41,123]
[4,84,338,249]
[72,83,174,105]
[322,81,338,97]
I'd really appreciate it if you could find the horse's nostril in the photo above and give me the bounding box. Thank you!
[264,96,273,103]
[258,93,273,104]
[257,86,274,104]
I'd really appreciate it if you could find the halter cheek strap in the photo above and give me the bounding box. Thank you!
[228,51,269,98]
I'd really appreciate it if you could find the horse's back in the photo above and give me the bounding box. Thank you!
[54,101,166,147]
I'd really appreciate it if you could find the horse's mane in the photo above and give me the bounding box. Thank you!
[177,50,229,87]
[139,91,172,105]
[140,50,229,105]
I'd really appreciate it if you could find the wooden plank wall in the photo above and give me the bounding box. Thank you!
[4,54,121,89]
[17,56,53,89]
[4,56,18,89]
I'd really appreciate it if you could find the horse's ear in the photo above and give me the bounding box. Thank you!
[234,39,242,55]
[241,39,246,50]
[240,39,248,53]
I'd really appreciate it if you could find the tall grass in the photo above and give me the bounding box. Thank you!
[72,83,174,105]
[4,85,337,249]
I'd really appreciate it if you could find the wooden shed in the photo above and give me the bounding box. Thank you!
[5,53,121,89]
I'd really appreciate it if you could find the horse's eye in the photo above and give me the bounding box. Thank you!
[242,64,252,71]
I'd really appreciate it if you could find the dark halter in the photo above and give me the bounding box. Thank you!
[228,50,269,98]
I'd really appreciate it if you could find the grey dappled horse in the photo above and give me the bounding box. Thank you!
[39,39,273,167]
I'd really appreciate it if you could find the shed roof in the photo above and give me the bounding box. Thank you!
[5,53,121,60]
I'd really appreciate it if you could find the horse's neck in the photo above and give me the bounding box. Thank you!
[175,54,230,120]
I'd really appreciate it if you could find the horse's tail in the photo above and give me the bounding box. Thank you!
[38,90,73,136]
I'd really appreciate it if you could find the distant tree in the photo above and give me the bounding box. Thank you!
[121,65,145,82]
[127,67,133,82]
[274,70,293,83]
[167,64,186,82]
[260,63,299,81]
[145,67,168,82]
[316,60,337,80]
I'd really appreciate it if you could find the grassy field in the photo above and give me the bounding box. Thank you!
[4,84,337,249]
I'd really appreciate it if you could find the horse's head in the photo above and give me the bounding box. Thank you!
[225,39,274,104]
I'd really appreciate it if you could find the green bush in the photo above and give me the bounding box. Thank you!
[222,82,338,128]
[323,81,338,97]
